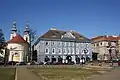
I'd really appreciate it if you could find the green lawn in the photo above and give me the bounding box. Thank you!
[0,68,15,80]
[28,67,103,80]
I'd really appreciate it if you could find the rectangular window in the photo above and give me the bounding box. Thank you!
[58,42,62,46]
[58,48,62,54]
[45,42,49,46]
[45,48,49,54]
[52,48,55,54]
[76,43,79,47]
[63,48,67,54]
[97,43,99,46]
[52,41,55,46]
[71,42,74,46]
[68,48,70,53]
[68,42,71,46]
[71,48,74,54]
[76,48,79,54]
[68,48,71,54]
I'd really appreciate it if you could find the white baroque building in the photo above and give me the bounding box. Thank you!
[7,21,30,62]
[33,28,92,64]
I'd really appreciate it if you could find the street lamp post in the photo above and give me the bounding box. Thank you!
[83,48,88,63]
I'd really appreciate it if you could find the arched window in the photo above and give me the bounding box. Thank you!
[45,42,49,46]
[45,48,49,54]
[52,48,55,54]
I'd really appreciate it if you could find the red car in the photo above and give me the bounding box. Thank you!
[118,61,120,66]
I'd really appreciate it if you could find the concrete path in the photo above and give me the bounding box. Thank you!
[89,68,120,80]
[16,67,40,80]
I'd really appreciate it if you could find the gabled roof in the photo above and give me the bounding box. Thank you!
[40,30,66,39]
[40,29,91,42]
[91,36,120,42]
[7,34,28,43]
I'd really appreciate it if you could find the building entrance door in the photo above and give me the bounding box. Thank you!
[66,55,72,63]
[12,53,20,62]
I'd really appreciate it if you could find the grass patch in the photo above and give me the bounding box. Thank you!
[0,68,15,80]
[28,68,102,80]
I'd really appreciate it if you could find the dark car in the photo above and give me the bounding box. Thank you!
[0,62,4,65]
[19,62,26,65]
[39,62,44,65]
[8,61,17,65]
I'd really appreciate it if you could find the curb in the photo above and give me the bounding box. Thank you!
[15,68,17,80]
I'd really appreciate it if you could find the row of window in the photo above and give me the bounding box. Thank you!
[45,48,88,54]
[94,42,116,47]
[45,42,74,46]
[45,41,89,47]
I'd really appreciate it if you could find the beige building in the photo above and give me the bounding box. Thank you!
[91,35,120,61]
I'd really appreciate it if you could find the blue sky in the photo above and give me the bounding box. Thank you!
[0,0,120,41]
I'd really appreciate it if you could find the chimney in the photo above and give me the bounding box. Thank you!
[50,28,56,30]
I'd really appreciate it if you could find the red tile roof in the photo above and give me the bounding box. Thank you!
[7,34,28,43]
[91,36,120,42]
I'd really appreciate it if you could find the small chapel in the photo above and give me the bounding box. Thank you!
[7,21,30,63]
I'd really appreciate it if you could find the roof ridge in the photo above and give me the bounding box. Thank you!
[7,34,28,43]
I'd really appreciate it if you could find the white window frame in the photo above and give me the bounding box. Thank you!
[71,48,74,54]
[52,41,55,46]
[68,48,71,54]
[76,48,79,54]
[58,48,62,54]
[45,48,49,54]
[58,42,62,46]
[64,42,67,46]
[71,42,74,47]
[52,48,56,54]
[45,41,49,46]
[63,48,67,54]
[76,43,79,47]
[68,42,71,46]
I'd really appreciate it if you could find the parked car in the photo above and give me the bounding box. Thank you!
[8,61,17,65]
[19,62,26,65]
[45,62,52,65]
[39,62,44,65]
[118,60,120,66]
[0,61,4,65]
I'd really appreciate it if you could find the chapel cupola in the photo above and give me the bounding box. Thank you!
[24,21,30,43]
[10,21,17,39]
